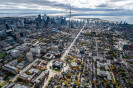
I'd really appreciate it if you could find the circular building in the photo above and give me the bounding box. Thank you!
[52,60,63,70]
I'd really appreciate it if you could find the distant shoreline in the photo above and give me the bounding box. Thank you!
[0,14,132,24]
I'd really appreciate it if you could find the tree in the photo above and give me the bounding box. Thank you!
[85,68,89,72]
[67,72,72,78]
[75,73,77,75]
[60,79,64,84]
[119,68,125,72]
[116,78,119,82]
[9,79,12,83]
[111,65,115,70]
[112,82,117,86]
[67,83,71,87]
[120,72,126,77]
[105,82,110,88]
[81,63,84,67]
[101,80,104,83]
[75,75,78,80]
[105,78,108,82]
[64,81,68,86]
[74,81,80,87]
[58,85,61,88]
[69,56,73,59]
[74,81,78,86]
[20,82,23,86]
[85,72,88,75]
[77,66,81,71]
[84,83,88,88]
[18,58,23,62]
[67,79,71,83]
[37,60,41,65]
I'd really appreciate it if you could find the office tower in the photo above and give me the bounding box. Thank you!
[26,52,34,62]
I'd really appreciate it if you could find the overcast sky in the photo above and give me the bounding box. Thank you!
[0,0,133,23]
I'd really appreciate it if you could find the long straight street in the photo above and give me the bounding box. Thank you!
[60,24,86,60]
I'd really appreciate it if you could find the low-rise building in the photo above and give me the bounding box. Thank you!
[12,84,29,88]
[43,53,54,60]
[97,68,111,80]
[34,70,49,85]
[3,65,19,74]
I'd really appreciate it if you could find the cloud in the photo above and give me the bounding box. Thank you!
[0,9,68,14]
[96,4,107,7]
[0,0,133,23]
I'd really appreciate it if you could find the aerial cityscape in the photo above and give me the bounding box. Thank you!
[0,0,133,88]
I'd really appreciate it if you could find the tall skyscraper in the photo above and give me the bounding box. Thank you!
[37,14,41,23]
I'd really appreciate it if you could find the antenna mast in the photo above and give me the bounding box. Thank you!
[69,3,71,28]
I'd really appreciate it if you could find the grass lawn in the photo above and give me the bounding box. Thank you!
[0,82,6,87]
[52,68,61,72]
[0,51,6,59]
[129,56,133,59]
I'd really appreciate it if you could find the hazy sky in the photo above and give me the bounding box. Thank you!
[0,0,133,23]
